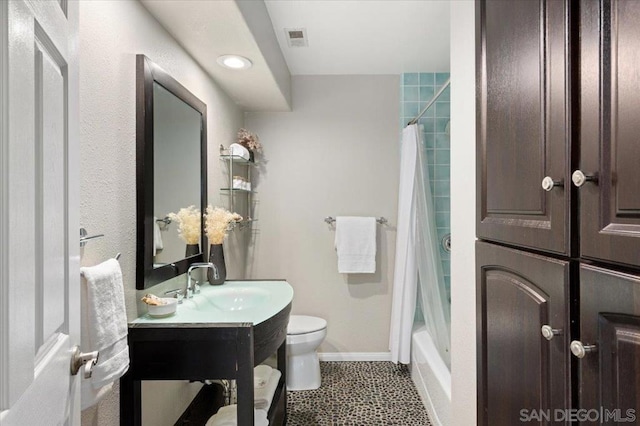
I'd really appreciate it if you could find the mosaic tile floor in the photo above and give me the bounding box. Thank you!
[286,361,432,426]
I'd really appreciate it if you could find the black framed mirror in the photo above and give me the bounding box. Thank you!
[136,55,207,289]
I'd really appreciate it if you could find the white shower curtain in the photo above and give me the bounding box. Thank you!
[389,124,451,366]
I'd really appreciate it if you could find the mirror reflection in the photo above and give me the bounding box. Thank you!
[152,82,202,268]
[136,54,207,290]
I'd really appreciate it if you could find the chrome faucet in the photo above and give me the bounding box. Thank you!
[186,262,218,298]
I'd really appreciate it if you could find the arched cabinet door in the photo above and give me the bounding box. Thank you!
[477,0,571,256]
[579,0,640,268]
[477,242,570,425]
[578,265,640,422]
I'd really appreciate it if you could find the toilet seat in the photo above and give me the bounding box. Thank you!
[287,315,327,335]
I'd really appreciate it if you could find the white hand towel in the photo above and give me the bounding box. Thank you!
[80,259,129,409]
[205,405,269,426]
[153,216,163,256]
[334,216,377,273]
[254,364,273,389]
[254,369,281,410]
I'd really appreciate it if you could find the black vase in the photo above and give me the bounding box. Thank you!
[185,244,200,257]
[208,244,226,285]
[249,150,255,163]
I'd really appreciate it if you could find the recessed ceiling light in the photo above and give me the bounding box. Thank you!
[217,55,253,70]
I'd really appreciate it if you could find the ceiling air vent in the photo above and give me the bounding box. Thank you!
[285,28,308,48]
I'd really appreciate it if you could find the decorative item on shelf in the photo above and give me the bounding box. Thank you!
[228,143,251,161]
[167,205,202,255]
[232,175,251,191]
[237,128,262,162]
[204,205,242,285]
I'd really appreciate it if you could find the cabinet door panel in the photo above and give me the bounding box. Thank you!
[579,265,640,422]
[580,0,640,267]
[477,0,571,255]
[477,242,570,425]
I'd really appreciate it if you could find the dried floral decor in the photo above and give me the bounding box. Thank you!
[167,205,201,244]
[204,206,242,244]
[237,128,262,153]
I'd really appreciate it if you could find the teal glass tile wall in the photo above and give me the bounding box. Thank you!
[401,72,451,302]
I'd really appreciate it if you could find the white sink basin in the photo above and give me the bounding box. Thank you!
[133,280,293,326]
[207,287,270,311]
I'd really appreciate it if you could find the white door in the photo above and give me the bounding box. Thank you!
[0,0,80,425]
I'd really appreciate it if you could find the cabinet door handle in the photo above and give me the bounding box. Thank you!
[570,340,597,358]
[541,176,563,192]
[541,325,562,340]
[571,170,598,187]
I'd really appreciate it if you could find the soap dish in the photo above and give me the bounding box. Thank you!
[147,298,178,318]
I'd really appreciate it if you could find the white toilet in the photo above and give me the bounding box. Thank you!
[286,315,327,391]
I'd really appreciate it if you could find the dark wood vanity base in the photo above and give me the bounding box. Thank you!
[120,303,291,426]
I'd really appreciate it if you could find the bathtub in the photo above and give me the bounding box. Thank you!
[411,324,451,426]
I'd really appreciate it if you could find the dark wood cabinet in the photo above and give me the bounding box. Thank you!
[476,242,570,426]
[579,0,640,269]
[578,264,640,423]
[476,0,572,256]
[476,0,640,424]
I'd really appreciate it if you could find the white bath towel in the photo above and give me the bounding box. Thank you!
[80,258,130,409]
[205,405,269,426]
[334,216,377,273]
[254,364,273,389]
[254,369,281,410]
[153,216,163,256]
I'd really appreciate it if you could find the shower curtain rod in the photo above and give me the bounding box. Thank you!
[407,78,451,126]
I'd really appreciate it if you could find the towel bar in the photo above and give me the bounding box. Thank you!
[324,216,388,225]
[156,216,172,225]
[80,227,104,248]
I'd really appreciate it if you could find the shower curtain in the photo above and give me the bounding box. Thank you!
[389,124,451,366]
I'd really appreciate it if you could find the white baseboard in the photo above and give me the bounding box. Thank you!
[318,352,392,362]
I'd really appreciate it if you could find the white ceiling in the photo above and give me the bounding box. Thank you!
[265,0,450,75]
[140,0,291,111]
[142,0,451,111]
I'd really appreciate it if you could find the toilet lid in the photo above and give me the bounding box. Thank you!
[287,315,327,335]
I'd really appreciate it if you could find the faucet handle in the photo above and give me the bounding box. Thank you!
[164,288,184,303]
[193,280,201,294]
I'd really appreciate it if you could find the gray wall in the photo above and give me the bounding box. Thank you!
[79,1,246,425]
[245,75,400,354]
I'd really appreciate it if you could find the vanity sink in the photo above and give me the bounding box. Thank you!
[132,280,293,325]
[206,287,270,311]
[125,279,293,426]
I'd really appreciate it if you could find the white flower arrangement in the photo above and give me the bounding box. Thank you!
[204,205,243,244]
[167,205,201,244]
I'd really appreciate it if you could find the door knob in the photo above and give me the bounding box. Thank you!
[542,176,563,192]
[541,325,562,340]
[70,346,99,378]
[570,340,597,358]
[571,170,598,187]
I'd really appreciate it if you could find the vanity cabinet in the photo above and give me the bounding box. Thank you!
[477,0,640,424]
[120,303,291,426]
